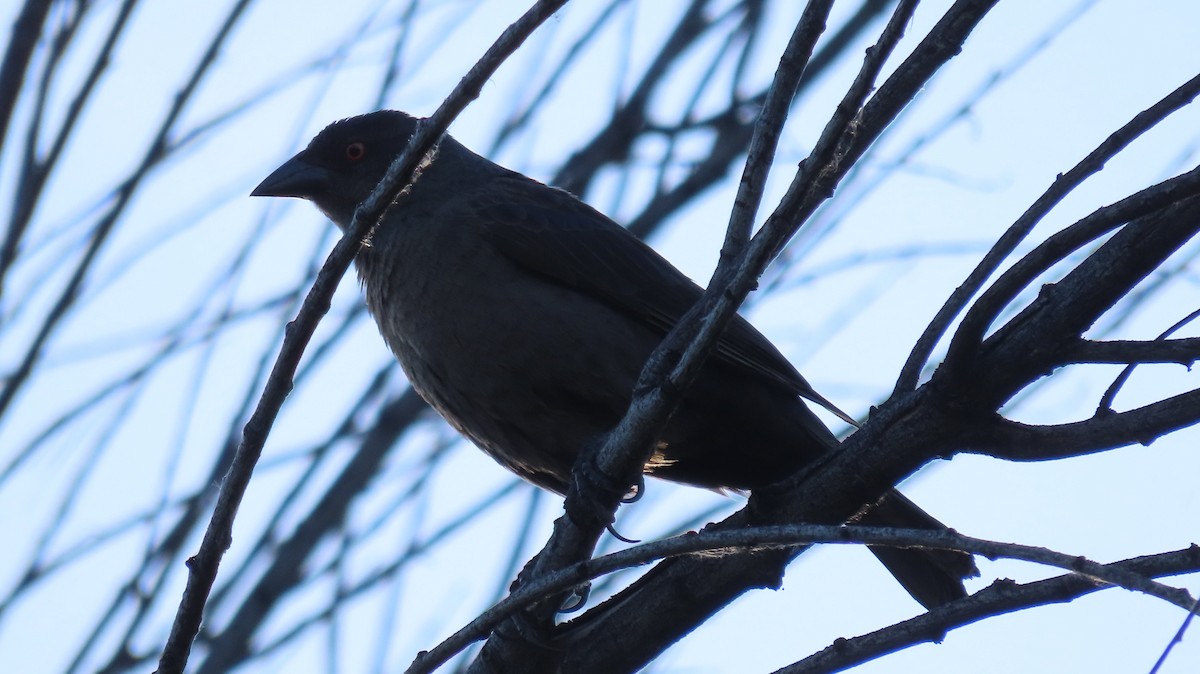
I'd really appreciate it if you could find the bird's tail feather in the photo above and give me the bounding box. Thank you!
[855,490,979,609]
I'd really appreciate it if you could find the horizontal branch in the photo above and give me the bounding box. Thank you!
[405,523,1196,674]
[1069,336,1200,365]
[593,525,1195,608]
[962,387,1200,460]
[785,545,1200,674]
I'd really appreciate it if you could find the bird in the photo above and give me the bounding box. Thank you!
[251,110,976,608]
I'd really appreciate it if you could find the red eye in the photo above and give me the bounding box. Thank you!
[345,141,366,161]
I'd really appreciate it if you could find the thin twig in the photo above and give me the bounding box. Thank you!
[899,70,1200,393]
[408,526,1197,674]
[153,2,570,672]
[785,547,1200,674]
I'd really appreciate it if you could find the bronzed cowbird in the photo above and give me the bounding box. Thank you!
[252,110,976,608]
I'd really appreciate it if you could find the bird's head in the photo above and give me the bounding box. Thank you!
[251,110,420,229]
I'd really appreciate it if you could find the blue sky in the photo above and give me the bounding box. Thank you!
[1,1,1199,672]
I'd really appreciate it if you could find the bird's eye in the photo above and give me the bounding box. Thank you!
[345,141,366,162]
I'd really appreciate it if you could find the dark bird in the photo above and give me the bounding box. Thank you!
[252,110,976,608]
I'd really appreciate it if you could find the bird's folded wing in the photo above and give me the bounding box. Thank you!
[472,175,858,427]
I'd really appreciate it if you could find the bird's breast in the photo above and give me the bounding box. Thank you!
[356,217,654,484]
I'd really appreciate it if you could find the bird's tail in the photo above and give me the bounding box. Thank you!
[854,490,979,609]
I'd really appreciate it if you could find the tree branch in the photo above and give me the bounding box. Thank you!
[153,2,570,672]
[942,164,1200,386]
[962,388,1200,461]
[960,194,1200,408]
[1068,337,1200,365]
[897,70,1200,393]
[408,526,1196,674]
[465,3,848,671]
[468,5,1004,671]
[784,546,1200,674]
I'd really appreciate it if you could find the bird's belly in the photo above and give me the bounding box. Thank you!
[366,255,653,491]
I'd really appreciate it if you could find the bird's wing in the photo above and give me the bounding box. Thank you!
[471,173,858,427]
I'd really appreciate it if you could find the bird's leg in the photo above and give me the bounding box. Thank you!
[566,438,644,543]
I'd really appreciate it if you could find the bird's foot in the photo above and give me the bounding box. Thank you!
[566,453,643,538]
[558,581,591,613]
[621,474,645,503]
[605,522,640,544]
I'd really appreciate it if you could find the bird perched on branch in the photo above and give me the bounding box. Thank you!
[252,110,976,608]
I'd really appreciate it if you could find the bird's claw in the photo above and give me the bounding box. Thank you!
[558,582,591,613]
[605,522,641,544]
[565,453,645,545]
[621,474,645,503]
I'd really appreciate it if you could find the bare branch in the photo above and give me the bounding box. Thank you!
[898,70,1200,393]
[410,525,1196,674]
[785,546,1200,674]
[0,0,52,153]
[483,6,1006,670]
[941,165,1200,389]
[1069,337,1200,365]
[1096,305,1200,410]
[154,2,571,671]
[962,388,1200,461]
[960,194,1200,408]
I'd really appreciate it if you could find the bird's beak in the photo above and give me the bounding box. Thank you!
[250,153,328,199]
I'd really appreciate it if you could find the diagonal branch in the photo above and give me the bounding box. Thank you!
[961,194,1200,407]
[897,70,1200,393]
[784,546,1200,674]
[476,5,1004,671]
[153,2,571,672]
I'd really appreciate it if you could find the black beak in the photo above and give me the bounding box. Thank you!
[251,153,328,198]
